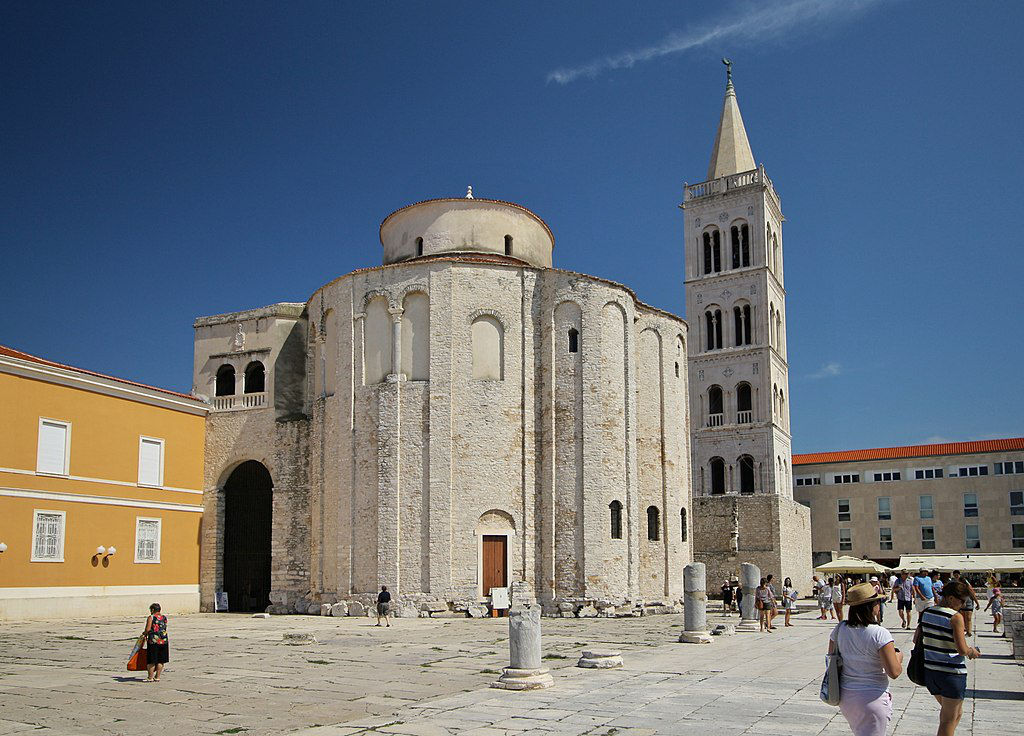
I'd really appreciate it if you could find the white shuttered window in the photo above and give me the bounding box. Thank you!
[36,419,70,475]
[31,510,66,561]
[135,517,161,563]
[138,437,164,487]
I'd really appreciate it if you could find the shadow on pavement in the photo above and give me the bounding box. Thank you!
[969,688,1024,701]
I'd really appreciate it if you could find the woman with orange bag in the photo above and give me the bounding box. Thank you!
[142,603,169,682]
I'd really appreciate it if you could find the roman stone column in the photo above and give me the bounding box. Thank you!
[739,561,760,630]
[491,598,553,690]
[679,562,712,643]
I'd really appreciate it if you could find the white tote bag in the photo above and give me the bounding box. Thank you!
[819,623,844,706]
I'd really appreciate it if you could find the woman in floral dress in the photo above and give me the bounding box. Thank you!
[143,603,169,682]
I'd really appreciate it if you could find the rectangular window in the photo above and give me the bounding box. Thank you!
[838,499,851,522]
[834,474,860,484]
[995,461,1024,475]
[965,524,980,550]
[839,528,852,551]
[795,476,821,486]
[877,497,892,521]
[1013,523,1024,549]
[872,471,901,482]
[1011,491,1024,516]
[963,492,978,518]
[921,526,936,550]
[919,494,934,519]
[956,465,988,477]
[879,527,893,551]
[36,418,70,475]
[138,437,164,488]
[31,510,66,562]
[134,517,162,563]
[914,468,943,480]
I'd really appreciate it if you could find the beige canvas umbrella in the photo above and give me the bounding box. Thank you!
[815,556,890,574]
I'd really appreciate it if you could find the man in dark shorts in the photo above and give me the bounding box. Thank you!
[721,579,733,615]
[890,570,913,629]
[376,586,392,627]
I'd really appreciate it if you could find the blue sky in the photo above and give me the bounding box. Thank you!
[2,1,1022,453]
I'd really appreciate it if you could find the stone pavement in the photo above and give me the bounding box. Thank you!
[0,606,1019,735]
[291,606,1023,736]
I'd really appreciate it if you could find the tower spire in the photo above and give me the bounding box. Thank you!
[706,59,756,180]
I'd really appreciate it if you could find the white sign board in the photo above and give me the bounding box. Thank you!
[215,591,229,612]
[490,586,510,610]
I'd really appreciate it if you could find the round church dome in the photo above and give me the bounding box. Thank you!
[379,195,554,268]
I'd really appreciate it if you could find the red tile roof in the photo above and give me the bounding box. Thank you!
[793,438,1024,466]
[0,344,204,403]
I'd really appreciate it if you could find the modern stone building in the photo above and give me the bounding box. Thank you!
[793,437,1024,567]
[192,193,692,615]
[683,69,812,593]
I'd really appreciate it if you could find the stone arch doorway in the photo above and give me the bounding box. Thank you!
[475,510,515,601]
[223,460,273,612]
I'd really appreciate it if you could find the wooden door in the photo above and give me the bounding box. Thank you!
[482,535,508,594]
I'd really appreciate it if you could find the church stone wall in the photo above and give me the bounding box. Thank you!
[196,199,692,616]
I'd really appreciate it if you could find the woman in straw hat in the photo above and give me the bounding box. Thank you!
[827,582,903,736]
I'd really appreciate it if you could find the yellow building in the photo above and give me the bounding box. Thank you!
[0,345,207,619]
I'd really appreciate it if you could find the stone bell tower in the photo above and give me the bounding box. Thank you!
[682,61,811,593]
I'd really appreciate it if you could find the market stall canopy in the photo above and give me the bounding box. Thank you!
[815,556,890,574]
[895,554,1024,573]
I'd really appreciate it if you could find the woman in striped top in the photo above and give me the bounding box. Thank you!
[913,580,980,736]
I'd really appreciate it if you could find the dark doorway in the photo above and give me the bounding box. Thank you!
[223,461,273,612]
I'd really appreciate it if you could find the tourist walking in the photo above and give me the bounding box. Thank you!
[818,577,834,620]
[376,585,392,627]
[756,578,772,632]
[931,571,944,599]
[832,576,846,621]
[891,571,913,629]
[984,588,1003,633]
[913,569,935,625]
[141,603,169,682]
[827,582,902,736]
[735,579,743,614]
[721,579,734,615]
[950,571,979,636]
[870,577,885,622]
[914,580,980,736]
[766,574,779,629]
[782,577,797,627]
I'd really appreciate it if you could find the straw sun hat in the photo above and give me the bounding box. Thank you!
[845,582,886,607]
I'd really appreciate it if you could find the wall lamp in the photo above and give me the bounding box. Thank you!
[0,542,7,553]
[94,546,117,557]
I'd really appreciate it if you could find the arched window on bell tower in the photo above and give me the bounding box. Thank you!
[708,385,723,427]
[733,303,752,346]
[739,455,756,494]
[710,457,726,495]
[703,229,721,274]
[704,307,723,350]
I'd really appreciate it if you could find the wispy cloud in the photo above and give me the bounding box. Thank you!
[809,362,842,379]
[547,0,882,85]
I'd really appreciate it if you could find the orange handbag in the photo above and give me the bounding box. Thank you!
[127,636,148,671]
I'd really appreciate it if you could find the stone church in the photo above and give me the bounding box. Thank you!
[192,69,811,616]
[193,192,692,615]
[683,68,812,594]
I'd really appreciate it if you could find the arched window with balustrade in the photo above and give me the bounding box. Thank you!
[215,364,235,397]
[243,361,265,394]
[708,385,723,427]
[736,382,752,423]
